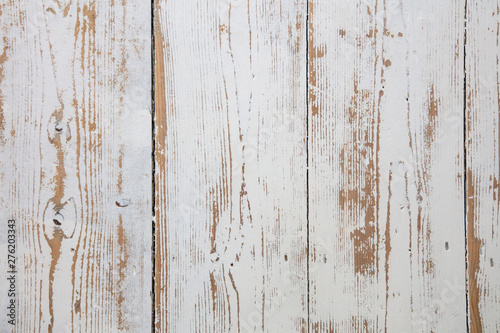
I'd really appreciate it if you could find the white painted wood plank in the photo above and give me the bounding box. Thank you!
[154,0,308,332]
[308,0,466,331]
[0,0,151,331]
[466,1,500,331]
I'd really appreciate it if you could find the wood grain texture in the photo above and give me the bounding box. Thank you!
[2,0,500,331]
[308,0,466,331]
[466,1,500,332]
[154,0,307,332]
[0,0,152,331]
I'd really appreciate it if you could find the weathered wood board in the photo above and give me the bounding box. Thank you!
[308,0,466,332]
[1,0,500,332]
[466,1,500,332]
[0,0,152,331]
[154,0,308,331]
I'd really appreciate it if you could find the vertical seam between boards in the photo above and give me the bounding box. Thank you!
[463,0,469,332]
[305,1,310,332]
[151,0,156,331]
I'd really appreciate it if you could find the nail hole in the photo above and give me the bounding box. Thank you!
[210,252,220,263]
[53,219,61,226]
[445,242,449,250]
[284,254,288,262]
[230,263,234,267]
[491,258,494,267]
[323,255,327,263]
[71,248,75,252]
[115,200,129,207]
[55,121,64,133]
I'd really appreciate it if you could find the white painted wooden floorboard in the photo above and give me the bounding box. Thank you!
[466,1,500,332]
[0,0,151,331]
[308,0,466,331]
[4,0,500,332]
[154,0,308,332]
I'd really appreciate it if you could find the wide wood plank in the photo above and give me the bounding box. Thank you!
[0,1,151,331]
[466,1,500,331]
[154,0,307,331]
[308,0,466,331]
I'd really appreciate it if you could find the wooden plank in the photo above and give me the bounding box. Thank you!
[308,0,466,331]
[466,1,500,331]
[154,0,307,331]
[0,1,151,331]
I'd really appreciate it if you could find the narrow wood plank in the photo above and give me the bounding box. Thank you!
[154,0,307,331]
[466,1,500,331]
[0,1,151,331]
[308,0,466,331]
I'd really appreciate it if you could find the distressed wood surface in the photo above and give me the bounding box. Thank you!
[0,0,152,331]
[308,0,466,332]
[154,0,307,331]
[1,0,500,332]
[466,1,500,332]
